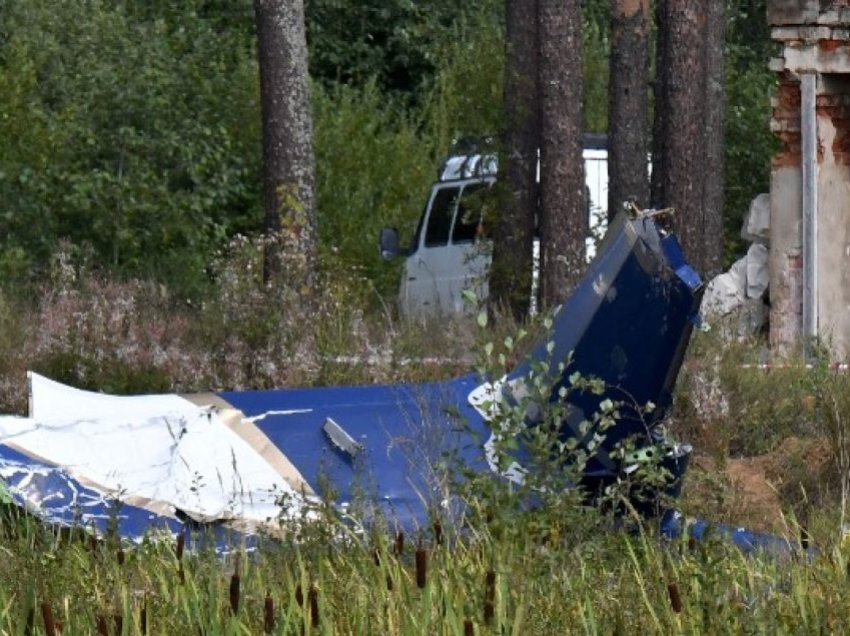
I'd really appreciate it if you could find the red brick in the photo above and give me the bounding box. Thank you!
[818,39,845,54]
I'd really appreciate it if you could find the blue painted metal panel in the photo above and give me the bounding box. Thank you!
[0,214,809,558]
[221,375,492,529]
[0,444,183,539]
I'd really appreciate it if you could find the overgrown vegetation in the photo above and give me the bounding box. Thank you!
[0,0,776,301]
[0,316,848,632]
[0,258,848,631]
[3,1,838,632]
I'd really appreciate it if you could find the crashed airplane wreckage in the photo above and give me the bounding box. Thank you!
[0,214,799,554]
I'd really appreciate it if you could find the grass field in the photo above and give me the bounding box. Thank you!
[0,266,848,634]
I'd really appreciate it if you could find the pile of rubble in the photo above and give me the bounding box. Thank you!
[701,194,770,337]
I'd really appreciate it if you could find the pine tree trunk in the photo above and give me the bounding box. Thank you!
[538,0,585,307]
[254,0,318,288]
[650,0,669,209]
[491,0,539,319]
[608,0,650,221]
[654,0,720,274]
[701,0,726,277]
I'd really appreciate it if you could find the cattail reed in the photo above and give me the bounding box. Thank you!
[140,595,148,635]
[114,612,123,634]
[826,595,835,631]
[295,584,303,607]
[800,522,811,550]
[464,618,474,636]
[96,615,108,636]
[415,543,428,589]
[433,521,443,545]
[484,570,496,624]
[176,532,186,584]
[41,602,56,636]
[117,547,125,566]
[308,585,320,627]
[263,593,275,634]
[229,571,240,615]
[667,581,683,614]
[176,532,185,561]
[395,531,404,556]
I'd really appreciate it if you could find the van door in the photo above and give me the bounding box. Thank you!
[401,181,491,316]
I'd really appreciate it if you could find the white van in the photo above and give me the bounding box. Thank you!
[380,137,609,318]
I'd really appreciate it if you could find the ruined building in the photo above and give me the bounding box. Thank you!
[769,0,850,357]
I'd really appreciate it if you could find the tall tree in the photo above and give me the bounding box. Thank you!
[652,0,724,275]
[254,0,318,288]
[650,0,669,209]
[538,0,586,307]
[701,0,726,275]
[491,0,539,319]
[607,0,650,221]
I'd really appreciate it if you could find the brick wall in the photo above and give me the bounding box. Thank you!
[817,93,850,164]
[771,74,803,167]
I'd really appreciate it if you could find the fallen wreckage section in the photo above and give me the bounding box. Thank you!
[0,214,802,555]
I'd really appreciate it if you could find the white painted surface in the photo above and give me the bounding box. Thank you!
[0,373,307,524]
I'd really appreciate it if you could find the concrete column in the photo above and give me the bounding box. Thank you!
[800,72,818,353]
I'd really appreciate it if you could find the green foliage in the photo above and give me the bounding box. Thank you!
[675,332,814,457]
[421,5,506,148]
[0,0,786,307]
[582,2,610,134]
[313,83,434,297]
[724,0,778,264]
[0,0,262,292]
[306,0,500,98]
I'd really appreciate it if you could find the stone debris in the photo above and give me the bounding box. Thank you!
[701,194,771,337]
[741,193,770,244]
[746,243,769,299]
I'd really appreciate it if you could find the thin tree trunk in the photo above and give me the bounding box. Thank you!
[608,0,650,221]
[491,0,539,319]
[701,0,726,276]
[654,0,710,272]
[650,0,668,208]
[538,0,585,307]
[254,0,318,289]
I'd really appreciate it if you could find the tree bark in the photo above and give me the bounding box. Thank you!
[538,0,585,307]
[653,0,723,275]
[491,0,539,319]
[608,0,650,221]
[254,0,318,288]
[650,0,669,209]
[701,0,726,276]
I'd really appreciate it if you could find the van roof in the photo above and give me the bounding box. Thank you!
[438,133,609,183]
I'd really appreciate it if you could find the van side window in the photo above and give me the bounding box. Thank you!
[425,186,459,247]
[452,182,488,244]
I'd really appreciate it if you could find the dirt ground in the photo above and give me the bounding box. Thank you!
[684,436,831,535]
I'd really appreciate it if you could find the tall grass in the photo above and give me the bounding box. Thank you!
[2,500,850,633]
